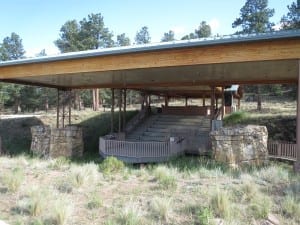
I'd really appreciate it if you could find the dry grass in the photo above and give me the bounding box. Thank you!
[0,100,299,224]
[0,155,298,225]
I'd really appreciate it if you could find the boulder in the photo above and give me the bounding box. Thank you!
[210,125,268,167]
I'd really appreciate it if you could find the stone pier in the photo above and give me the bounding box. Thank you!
[31,125,83,158]
[210,125,268,168]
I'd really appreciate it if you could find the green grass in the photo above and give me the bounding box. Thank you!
[153,165,178,190]
[2,167,24,192]
[99,156,125,175]
[223,111,249,126]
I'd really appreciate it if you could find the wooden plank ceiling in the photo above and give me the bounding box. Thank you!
[0,32,299,97]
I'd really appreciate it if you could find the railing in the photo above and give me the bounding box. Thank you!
[268,141,297,161]
[99,137,176,163]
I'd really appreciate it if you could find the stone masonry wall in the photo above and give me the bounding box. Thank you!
[210,125,268,167]
[31,125,83,158]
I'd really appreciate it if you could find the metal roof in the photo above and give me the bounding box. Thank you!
[1,30,299,67]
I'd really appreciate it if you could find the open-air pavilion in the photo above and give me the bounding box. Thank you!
[0,30,299,170]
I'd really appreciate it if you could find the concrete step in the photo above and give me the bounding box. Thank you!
[143,131,168,136]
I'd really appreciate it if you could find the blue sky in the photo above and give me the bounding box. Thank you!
[0,0,294,57]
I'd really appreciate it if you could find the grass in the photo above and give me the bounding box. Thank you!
[2,167,24,192]
[223,111,249,126]
[99,156,125,175]
[210,188,232,219]
[152,165,178,190]
[0,155,299,225]
[150,197,172,222]
[0,100,298,224]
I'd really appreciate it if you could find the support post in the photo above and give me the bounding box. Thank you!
[210,86,215,130]
[221,86,225,120]
[111,88,115,133]
[118,89,122,133]
[56,89,60,128]
[69,92,71,125]
[123,89,127,131]
[165,96,169,107]
[202,96,205,106]
[295,60,300,172]
[185,97,188,106]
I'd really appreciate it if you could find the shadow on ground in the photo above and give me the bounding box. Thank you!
[0,117,44,155]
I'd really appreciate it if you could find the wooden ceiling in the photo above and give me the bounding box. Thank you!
[0,32,299,97]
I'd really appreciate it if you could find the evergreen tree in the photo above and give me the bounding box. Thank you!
[116,33,131,46]
[181,21,211,40]
[0,32,25,61]
[195,21,211,38]
[54,20,83,52]
[161,30,175,42]
[135,26,151,44]
[232,0,275,34]
[232,0,275,110]
[281,0,300,30]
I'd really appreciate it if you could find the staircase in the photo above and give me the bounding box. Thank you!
[126,114,210,144]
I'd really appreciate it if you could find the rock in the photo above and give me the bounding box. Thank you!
[213,218,224,225]
[0,220,9,225]
[267,214,279,225]
[210,125,268,168]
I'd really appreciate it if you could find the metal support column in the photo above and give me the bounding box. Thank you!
[210,86,215,131]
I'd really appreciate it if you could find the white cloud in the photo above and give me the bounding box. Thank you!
[25,44,60,58]
[209,18,221,34]
[170,26,186,39]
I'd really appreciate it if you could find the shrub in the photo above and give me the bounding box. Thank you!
[250,194,272,219]
[210,189,231,219]
[256,165,290,186]
[52,199,72,225]
[87,193,103,210]
[27,189,47,216]
[223,111,248,125]
[153,166,177,190]
[99,157,125,175]
[116,203,142,225]
[150,197,172,222]
[197,207,214,225]
[48,157,71,170]
[282,195,300,218]
[56,180,73,193]
[3,167,24,192]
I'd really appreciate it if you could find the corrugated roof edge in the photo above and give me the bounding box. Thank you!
[1,30,300,67]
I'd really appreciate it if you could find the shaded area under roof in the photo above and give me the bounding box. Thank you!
[0,30,299,97]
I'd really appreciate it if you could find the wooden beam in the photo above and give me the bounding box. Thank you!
[0,39,299,79]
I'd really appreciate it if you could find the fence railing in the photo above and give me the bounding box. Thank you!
[99,137,176,163]
[268,141,297,161]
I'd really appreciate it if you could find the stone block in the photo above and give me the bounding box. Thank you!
[210,125,268,168]
[30,125,83,158]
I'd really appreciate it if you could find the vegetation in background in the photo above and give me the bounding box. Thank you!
[223,111,249,126]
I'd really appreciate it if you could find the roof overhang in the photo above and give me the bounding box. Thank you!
[0,31,299,97]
